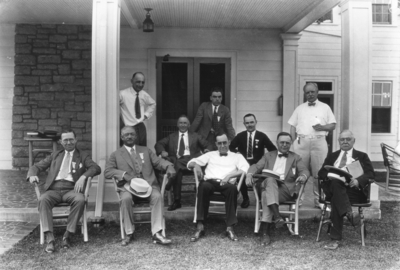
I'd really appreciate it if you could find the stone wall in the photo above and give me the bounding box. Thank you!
[12,24,92,169]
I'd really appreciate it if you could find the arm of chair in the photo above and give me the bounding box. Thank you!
[34,182,41,200]
[236,172,246,192]
[84,177,92,201]
[160,174,168,198]
[194,169,200,188]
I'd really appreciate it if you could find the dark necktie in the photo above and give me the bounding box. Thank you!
[308,102,316,106]
[278,153,288,158]
[212,106,219,133]
[59,152,71,179]
[135,91,141,119]
[247,131,253,158]
[338,151,347,168]
[220,153,227,157]
[178,134,185,157]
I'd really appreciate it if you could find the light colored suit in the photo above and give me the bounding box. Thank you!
[104,145,173,235]
[248,151,310,222]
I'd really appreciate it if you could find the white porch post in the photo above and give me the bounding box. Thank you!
[340,0,372,153]
[91,0,120,220]
[281,33,302,132]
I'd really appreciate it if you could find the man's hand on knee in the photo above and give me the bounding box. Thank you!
[74,176,86,193]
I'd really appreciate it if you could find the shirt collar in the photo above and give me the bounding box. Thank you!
[212,104,219,111]
[124,145,136,153]
[340,148,353,156]
[65,149,75,156]
[179,131,188,136]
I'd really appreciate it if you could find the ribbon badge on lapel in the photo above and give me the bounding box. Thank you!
[72,162,76,173]
[139,153,144,163]
[255,139,259,148]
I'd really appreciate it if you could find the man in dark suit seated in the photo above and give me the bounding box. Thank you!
[27,129,101,253]
[155,115,212,211]
[246,132,309,246]
[104,126,176,246]
[190,87,236,150]
[230,113,277,208]
[318,129,375,250]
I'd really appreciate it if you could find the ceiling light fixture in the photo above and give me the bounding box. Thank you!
[143,8,154,33]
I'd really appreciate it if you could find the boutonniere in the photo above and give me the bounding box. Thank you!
[79,163,83,168]
[72,162,76,168]
[139,153,144,163]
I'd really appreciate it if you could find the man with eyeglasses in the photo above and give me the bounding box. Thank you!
[246,132,309,246]
[318,130,374,250]
[288,82,336,209]
[27,129,101,253]
[187,133,249,242]
[190,87,236,150]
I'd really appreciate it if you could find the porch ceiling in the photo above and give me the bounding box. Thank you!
[0,0,338,32]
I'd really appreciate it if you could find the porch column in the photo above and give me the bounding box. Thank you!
[91,0,121,220]
[281,33,302,132]
[340,0,372,153]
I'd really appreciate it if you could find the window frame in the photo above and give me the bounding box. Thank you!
[371,81,393,134]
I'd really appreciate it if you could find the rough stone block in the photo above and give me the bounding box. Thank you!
[68,35,78,40]
[82,133,92,141]
[12,147,29,157]
[41,24,56,29]
[64,85,84,92]
[30,92,54,101]
[23,114,32,118]
[15,44,32,54]
[15,55,36,65]
[58,64,71,75]
[80,25,92,32]
[72,60,90,70]
[58,112,76,118]
[13,105,31,114]
[38,28,56,34]
[58,25,78,34]
[40,76,53,84]
[32,48,56,55]
[14,87,24,96]
[14,76,39,86]
[12,157,29,168]
[75,95,91,102]
[38,55,61,64]
[37,64,57,70]
[53,76,75,83]
[49,35,67,43]
[38,100,63,108]
[12,130,24,138]
[32,108,50,119]
[74,78,91,86]
[84,102,91,111]
[40,83,63,92]
[71,121,85,128]
[68,41,91,50]
[85,122,91,132]
[38,119,57,126]
[12,139,28,146]
[32,70,52,76]
[12,122,38,131]
[71,70,83,75]
[16,25,37,35]
[81,51,91,59]
[56,44,67,50]
[13,96,28,105]
[15,66,31,75]
[15,35,28,43]
[12,115,23,123]
[62,50,81,59]
[37,34,49,39]
[24,86,39,92]
[33,40,49,48]
[78,33,91,40]
[77,141,91,150]
[77,112,91,121]
[83,70,91,78]
[65,105,84,112]
[55,92,74,101]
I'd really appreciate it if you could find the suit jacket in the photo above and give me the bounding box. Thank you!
[154,131,212,158]
[27,148,101,191]
[318,148,375,193]
[190,102,235,140]
[104,145,173,188]
[229,130,277,165]
[248,150,310,196]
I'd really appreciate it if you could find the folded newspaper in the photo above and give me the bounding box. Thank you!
[327,160,363,183]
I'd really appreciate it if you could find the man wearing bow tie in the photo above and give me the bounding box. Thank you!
[246,132,309,246]
[288,82,336,209]
[187,133,249,242]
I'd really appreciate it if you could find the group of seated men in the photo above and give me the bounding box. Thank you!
[27,120,374,253]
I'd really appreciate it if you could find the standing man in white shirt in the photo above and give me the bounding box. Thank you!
[120,72,156,146]
[288,82,336,208]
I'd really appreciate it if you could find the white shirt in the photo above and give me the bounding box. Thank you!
[334,148,354,168]
[124,145,137,154]
[56,150,75,181]
[247,131,255,159]
[273,152,287,180]
[177,132,190,157]
[188,151,249,180]
[288,99,336,136]
[212,105,219,114]
[120,87,156,126]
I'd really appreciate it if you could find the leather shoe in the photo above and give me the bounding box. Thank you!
[152,232,172,245]
[190,229,205,242]
[226,228,238,241]
[346,212,361,227]
[45,241,55,253]
[168,201,182,211]
[260,233,271,246]
[241,198,250,208]
[274,217,285,229]
[61,237,71,249]
[121,234,134,246]
[324,240,340,250]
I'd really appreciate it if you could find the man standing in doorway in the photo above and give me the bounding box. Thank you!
[120,72,156,146]
[190,87,235,150]
[288,82,336,209]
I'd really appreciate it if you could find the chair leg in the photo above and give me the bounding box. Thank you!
[193,197,198,223]
[316,205,327,242]
[359,207,366,246]
[254,202,260,233]
[40,221,44,245]
[119,208,125,240]
[83,206,88,242]
[162,217,166,237]
[167,190,173,206]
[294,203,299,235]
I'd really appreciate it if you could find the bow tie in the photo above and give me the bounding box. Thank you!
[278,153,288,158]
[308,102,316,106]
[220,153,228,157]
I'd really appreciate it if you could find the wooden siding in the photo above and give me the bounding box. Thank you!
[0,24,14,169]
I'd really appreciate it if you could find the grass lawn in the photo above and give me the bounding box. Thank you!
[1,202,399,270]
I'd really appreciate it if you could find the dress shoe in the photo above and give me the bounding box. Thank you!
[190,229,205,242]
[324,240,340,250]
[121,234,134,246]
[168,201,182,211]
[45,241,55,253]
[152,232,172,245]
[274,217,285,229]
[226,228,238,241]
[346,212,361,227]
[260,233,271,246]
[241,198,250,208]
[61,237,71,249]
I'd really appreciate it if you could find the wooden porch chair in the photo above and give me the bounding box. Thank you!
[252,174,308,236]
[34,177,92,245]
[167,169,196,206]
[380,143,400,191]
